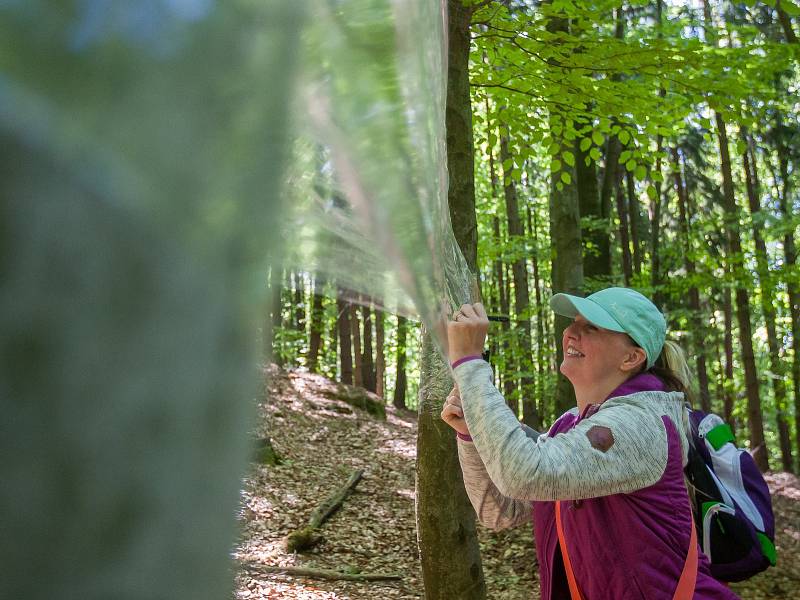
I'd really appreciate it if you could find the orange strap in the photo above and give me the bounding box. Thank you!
[554,501,698,600]
[555,501,585,600]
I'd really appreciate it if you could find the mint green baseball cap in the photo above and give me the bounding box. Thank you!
[550,287,666,369]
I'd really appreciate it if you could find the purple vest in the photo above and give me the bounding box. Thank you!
[532,375,739,599]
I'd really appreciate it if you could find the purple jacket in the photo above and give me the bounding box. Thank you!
[533,374,738,599]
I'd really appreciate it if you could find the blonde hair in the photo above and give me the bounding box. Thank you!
[649,340,696,406]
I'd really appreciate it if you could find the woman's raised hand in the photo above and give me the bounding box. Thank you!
[440,385,469,436]
[447,302,489,364]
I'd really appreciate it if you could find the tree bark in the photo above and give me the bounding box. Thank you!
[293,271,305,332]
[715,112,769,471]
[414,3,486,598]
[722,282,735,429]
[337,293,353,385]
[626,170,643,276]
[776,0,799,43]
[307,277,325,373]
[393,315,408,410]
[741,128,793,471]
[614,168,633,286]
[271,270,284,366]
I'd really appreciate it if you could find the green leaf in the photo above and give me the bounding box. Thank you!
[646,185,657,200]
[589,147,601,161]
[651,172,664,183]
[618,130,630,145]
[561,171,572,185]
[736,140,747,155]
[562,150,575,167]
[579,137,592,152]
[556,181,564,191]
[592,131,604,146]
[781,0,800,16]
[551,159,562,172]
[626,159,637,172]
[619,150,631,164]
[635,165,647,180]
[502,159,514,171]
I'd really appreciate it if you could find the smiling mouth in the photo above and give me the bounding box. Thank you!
[565,346,585,357]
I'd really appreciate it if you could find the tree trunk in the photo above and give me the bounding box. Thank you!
[614,168,633,286]
[579,136,611,284]
[307,277,325,373]
[362,303,376,392]
[528,202,547,419]
[271,270,284,366]
[546,6,583,419]
[293,271,305,332]
[337,293,353,385]
[722,282,735,429]
[499,127,538,428]
[626,170,643,276]
[414,2,486,598]
[776,0,799,43]
[393,315,408,410]
[741,129,793,471]
[350,304,363,387]
[672,148,711,411]
[375,308,385,398]
[715,112,769,471]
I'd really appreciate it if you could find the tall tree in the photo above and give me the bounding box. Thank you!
[375,308,385,397]
[415,2,486,598]
[362,303,376,392]
[393,315,408,409]
[307,277,325,373]
[337,293,353,385]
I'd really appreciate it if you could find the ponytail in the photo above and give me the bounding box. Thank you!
[647,340,696,406]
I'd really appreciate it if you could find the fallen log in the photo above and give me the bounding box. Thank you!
[242,562,401,582]
[284,468,364,552]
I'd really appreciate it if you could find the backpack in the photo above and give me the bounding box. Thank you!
[683,409,776,582]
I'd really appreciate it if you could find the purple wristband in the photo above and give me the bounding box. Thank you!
[456,432,473,442]
[451,355,482,369]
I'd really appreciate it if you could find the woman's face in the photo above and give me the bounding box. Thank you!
[560,315,640,387]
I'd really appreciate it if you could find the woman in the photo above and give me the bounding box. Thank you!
[441,287,738,600]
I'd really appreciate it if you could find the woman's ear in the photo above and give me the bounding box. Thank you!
[620,347,647,373]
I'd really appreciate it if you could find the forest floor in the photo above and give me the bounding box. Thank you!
[234,365,800,600]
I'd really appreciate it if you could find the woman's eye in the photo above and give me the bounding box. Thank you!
[586,325,597,332]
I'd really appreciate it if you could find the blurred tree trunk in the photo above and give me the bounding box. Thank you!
[722,282,735,429]
[307,277,325,373]
[527,202,547,418]
[350,304,363,387]
[393,315,407,409]
[715,112,769,471]
[415,2,486,598]
[499,126,538,428]
[293,271,305,332]
[741,129,793,471]
[362,303,376,392]
[337,293,353,385]
[271,270,284,366]
[578,136,610,284]
[375,309,385,398]
[672,148,711,412]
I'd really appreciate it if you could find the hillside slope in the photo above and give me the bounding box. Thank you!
[234,366,799,599]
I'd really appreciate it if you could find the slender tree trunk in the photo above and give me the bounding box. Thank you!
[307,277,325,373]
[415,3,486,597]
[578,137,610,283]
[375,309,385,398]
[500,127,538,428]
[715,112,769,471]
[528,202,547,418]
[293,271,305,332]
[362,304,376,392]
[271,270,284,366]
[776,0,799,43]
[615,169,633,286]
[626,170,643,276]
[722,283,735,429]
[742,129,793,471]
[393,315,408,410]
[337,293,353,385]
[672,148,711,411]
[350,304,363,387]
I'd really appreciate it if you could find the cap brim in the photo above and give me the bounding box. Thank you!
[550,293,626,333]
